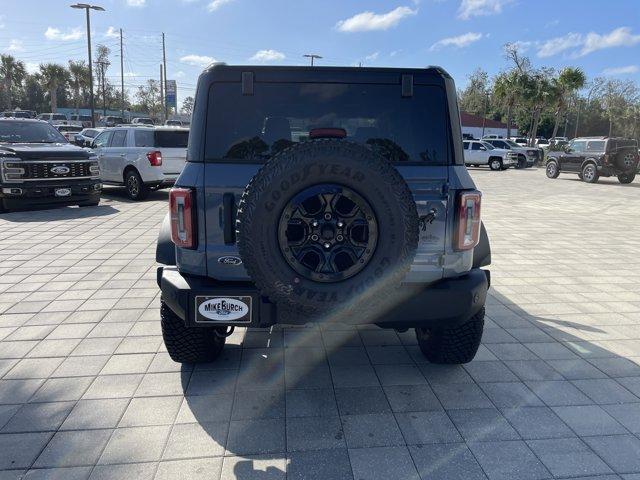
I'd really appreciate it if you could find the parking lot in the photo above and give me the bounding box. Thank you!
[1,167,640,479]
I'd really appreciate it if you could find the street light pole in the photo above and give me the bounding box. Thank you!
[303,54,322,66]
[70,3,105,128]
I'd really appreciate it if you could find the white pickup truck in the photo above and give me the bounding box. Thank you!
[91,126,188,200]
[463,140,518,170]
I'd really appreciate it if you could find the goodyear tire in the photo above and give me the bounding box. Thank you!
[416,307,485,364]
[161,302,225,363]
[236,139,419,319]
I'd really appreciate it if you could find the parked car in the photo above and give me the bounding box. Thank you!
[481,134,503,140]
[155,64,491,365]
[36,113,68,125]
[510,137,528,146]
[98,116,125,127]
[484,138,538,167]
[165,119,188,127]
[551,136,568,143]
[74,128,104,147]
[463,140,518,170]
[69,114,93,128]
[462,133,476,140]
[55,124,84,143]
[1,110,35,119]
[91,126,188,200]
[0,118,101,212]
[545,137,639,184]
[131,117,154,125]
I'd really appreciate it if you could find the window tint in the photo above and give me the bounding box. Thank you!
[481,142,494,150]
[463,141,469,150]
[135,130,155,147]
[53,114,67,120]
[205,82,449,164]
[110,130,128,147]
[155,130,189,148]
[570,140,586,152]
[586,141,605,152]
[93,131,112,147]
[471,142,482,150]
[493,141,507,148]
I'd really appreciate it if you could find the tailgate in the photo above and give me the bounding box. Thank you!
[159,147,187,176]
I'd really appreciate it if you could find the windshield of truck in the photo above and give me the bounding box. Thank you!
[504,140,521,148]
[481,141,495,150]
[205,82,449,164]
[0,121,68,143]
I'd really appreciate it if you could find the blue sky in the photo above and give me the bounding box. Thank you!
[1,0,639,107]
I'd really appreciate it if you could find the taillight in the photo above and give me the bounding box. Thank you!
[169,188,196,248]
[147,150,162,166]
[454,191,481,251]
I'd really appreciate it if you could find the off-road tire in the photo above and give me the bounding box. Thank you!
[581,163,599,183]
[516,155,527,169]
[618,172,636,184]
[0,200,6,214]
[125,169,150,201]
[546,160,560,178]
[161,302,225,363]
[416,307,485,364]
[236,139,419,319]
[489,158,503,171]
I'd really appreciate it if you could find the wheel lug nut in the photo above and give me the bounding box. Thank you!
[324,213,331,220]
[337,222,343,228]
[323,242,331,249]
[336,235,344,241]
[311,234,319,241]
[312,220,318,227]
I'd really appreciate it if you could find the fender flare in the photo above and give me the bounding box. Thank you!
[156,213,176,265]
[580,157,598,170]
[472,222,491,269]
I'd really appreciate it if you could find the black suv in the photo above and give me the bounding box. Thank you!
[0,119,101,212]
[546,137,639,184]
[156,65,491,365]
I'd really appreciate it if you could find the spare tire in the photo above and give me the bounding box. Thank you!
[236,139,419,319]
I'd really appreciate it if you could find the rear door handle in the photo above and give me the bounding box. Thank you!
[119,153,126,157]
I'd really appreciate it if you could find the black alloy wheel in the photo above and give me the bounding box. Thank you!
[278,184,378,283]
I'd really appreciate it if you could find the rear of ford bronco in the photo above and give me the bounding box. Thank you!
[156,65,491,364]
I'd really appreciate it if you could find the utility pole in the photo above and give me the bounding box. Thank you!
[70,3,105,128]
[120,28,124,120]
[303,54,322,66]
[160,64,164,122]
[162,33,168,120]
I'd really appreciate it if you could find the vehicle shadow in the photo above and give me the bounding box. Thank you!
[100,186,169,203]
[173,286,640,479]
[0,204,119,223]
[558,176,640,188]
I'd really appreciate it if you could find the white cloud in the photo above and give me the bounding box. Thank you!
[580,27,640,56]
[180,54,217,67]
[126,0,146,6]
[25,62,39,74]
[510,40,533,53]
[536,27,640,58]
[175,70,186,78]
[207,0,234,12]
[249,49,285,62]
[105,26,119,38]
[336,6,417,32]
[365,51,379,61]
[458,0,512,20]
[602,65,639,76]
[44,27,83,41]
[536,32,582,58]
[430,32,483,51]
[7,39,24,52]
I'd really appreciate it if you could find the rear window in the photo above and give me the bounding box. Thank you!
[135,129,189,148]
[53,114,67,120]
[205,82,449,164]
[608,139,638,150]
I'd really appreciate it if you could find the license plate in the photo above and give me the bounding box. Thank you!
[55,188,71,197]
[195,296,252,324]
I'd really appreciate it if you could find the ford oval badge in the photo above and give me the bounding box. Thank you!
[51,166,70,175]
[218,256,242,266]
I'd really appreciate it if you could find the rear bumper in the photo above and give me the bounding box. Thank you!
[1,180,102,208]
[158,266,489,330]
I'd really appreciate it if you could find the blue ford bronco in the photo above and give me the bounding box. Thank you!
[156,65,491,364]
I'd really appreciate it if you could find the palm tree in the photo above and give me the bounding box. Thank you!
[523,69,554,146]
[39,63,69,112]
[550,67,586,139]
[0,54,27,110]
[493,70,521,139]
[68,60,90,112]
